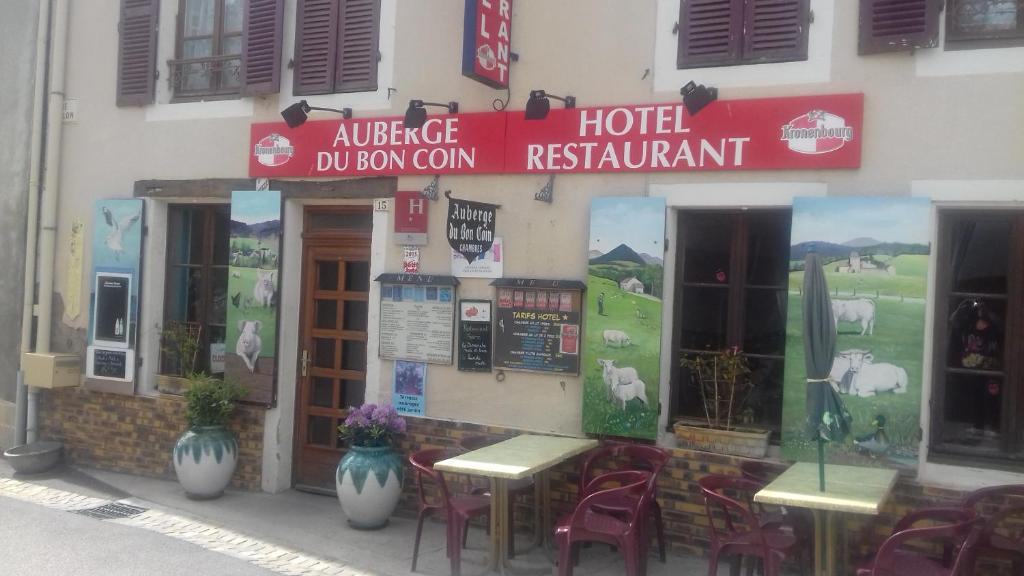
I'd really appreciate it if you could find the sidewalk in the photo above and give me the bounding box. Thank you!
[0,459,715,576]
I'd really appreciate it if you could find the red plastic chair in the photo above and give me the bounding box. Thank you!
[698,474,799,576]
[855,508,979,576]
[555,470,651,576]
[960,484,1024,575]
[459,435,535,559]
[409,448,491,576]
[740,460,814,574]
[579,442,670,562]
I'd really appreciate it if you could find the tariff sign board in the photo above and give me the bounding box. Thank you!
[462,0,512,89]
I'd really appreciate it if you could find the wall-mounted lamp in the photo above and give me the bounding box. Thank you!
[524,90,576,120]
[404,100,459,129]
[280,100,352,128]
[680,81,717,116]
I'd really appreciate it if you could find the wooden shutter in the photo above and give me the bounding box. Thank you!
[677,0,743,69]
[294,0,340,95]
[335,0,381,93]
[116,0,159,106]
[241,0,285,96]
[743,0,810,63]
[859,0,941,54]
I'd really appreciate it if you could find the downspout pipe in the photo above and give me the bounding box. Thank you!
[15,0,52,446]
[28,0,70,444]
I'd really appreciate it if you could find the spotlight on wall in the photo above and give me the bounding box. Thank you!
[281,100,352,128]
[404,100,459,129]
[680,81,717,116]
[524,90,576,120]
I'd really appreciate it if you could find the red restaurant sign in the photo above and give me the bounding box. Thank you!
[462,0,512,89]
[249,93,863,177]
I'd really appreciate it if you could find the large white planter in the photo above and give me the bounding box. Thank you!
[173,426,238,499]
[336,445,404,529]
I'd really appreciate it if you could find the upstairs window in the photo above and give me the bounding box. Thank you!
[293,0,382,95]
[946,0,1024,49]
[170,0,244,100]
[676,0,810,69]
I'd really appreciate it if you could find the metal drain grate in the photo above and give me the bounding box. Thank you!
[74,502,148,520]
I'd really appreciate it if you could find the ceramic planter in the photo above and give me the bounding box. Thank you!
[173,425,238,499]
[336,445,404,529]
[674,422,771,458]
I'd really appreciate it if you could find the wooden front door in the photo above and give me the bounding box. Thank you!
[294,208,372,492]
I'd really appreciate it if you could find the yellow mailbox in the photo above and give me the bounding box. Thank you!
[22,352,82,389]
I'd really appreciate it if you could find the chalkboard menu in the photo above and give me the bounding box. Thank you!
[87,346,133,381]
[458,300,492,372]
[492,279,585,375]
[376,274,458,365]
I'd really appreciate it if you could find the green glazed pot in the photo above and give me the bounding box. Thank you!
[336,445,404,529]
[173,425,238,499]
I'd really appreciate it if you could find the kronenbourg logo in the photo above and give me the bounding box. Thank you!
[780,110,854,155]
[254,133,295,167]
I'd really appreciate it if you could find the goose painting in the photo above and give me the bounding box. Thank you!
[101,206,141,261]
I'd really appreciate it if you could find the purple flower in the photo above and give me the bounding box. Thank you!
[371,406,390,425]
[389,417,407,434]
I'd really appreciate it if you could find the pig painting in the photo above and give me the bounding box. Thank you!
[235,320,262,373]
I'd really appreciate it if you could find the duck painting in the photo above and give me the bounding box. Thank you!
[854,414,890,457]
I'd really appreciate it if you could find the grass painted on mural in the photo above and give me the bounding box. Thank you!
[780,293,925,469]
[230,235,280,269]
[788,255,929,300]
[225,266,278,360]
[582,275,661,439]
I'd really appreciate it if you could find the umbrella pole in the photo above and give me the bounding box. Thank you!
[818,438,826,492]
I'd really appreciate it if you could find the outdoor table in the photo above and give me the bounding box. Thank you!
[434,434,598,574]
[753,462,898,576]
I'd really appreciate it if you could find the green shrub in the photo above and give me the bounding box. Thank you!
[184,374,247,428]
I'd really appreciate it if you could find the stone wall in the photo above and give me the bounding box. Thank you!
[38,387,264,491]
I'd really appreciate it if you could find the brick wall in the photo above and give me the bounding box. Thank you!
[38,387,264,491]
[393,416,1018,575]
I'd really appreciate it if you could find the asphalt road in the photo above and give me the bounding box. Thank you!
[0,496,277,576]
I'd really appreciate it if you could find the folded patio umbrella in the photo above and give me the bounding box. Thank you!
[802,251,852,491]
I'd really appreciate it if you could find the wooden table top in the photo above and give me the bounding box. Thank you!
[434,434,598,480]
[754,462,898,515]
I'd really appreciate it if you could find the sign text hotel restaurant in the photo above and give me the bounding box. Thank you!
[250,94,863,177]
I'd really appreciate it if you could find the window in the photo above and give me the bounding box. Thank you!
[676,0,810,69]
[931,210,1024,467]
[946,0,1024,49]
[293,0,382,95]
[162,205,230,376]
[672,210,792,431]
[170,0,244,100]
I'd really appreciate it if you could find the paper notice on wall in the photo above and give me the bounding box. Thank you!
[403,247,420,274]
[210,342,226,374]
[452,237,503,278]
[393,360,426,416]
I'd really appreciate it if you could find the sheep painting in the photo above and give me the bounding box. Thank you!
[602,329,631,348]
[597,359,649,410]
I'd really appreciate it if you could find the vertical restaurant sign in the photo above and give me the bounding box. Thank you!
[446,192,497,264]
[462,0,512,89]
[394,191,429,245]
[249,94,864,177]
[226,190,282,406]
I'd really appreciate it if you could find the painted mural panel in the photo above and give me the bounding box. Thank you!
[583,197,666,440]
[90,199,143,347]
[781,197,931,470]
[225,190,281,405]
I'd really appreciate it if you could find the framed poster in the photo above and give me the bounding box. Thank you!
[458,300,492,372]
[492,278,585,375]
[225,190,282,406]
[393,360,426,416]
[376,274,457,364]
[92,273,132,348]
[582,197,666,440]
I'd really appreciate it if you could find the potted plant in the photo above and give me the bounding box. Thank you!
[172,373,246,499]
[157,321,202,394]
[675,347,771,458]
[335,403,406,529]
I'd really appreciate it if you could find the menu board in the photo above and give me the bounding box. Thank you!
[91,348,128,380]
[377,275,457,364]
[458,300,492,372]
[492,279,585,375]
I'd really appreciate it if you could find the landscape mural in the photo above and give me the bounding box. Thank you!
[781,197,931,469]
[583,197,666,440]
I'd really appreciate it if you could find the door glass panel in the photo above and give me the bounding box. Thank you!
[183,0,216,36]
[682,213,733,284]
[315,300,338,330]
[313,338,335,369]
[951,219,1011,294]
[745,212,791,287]
[223,0,244,33]
[311,377,333,408]
[743,288,787,355]
[168,208,205,265]
[341,340,367,372]
[946,297,1005,371]
[679,286,728,350]
[308,416,333,446]
[213,208,231,264]
[317,260,339,291]
[345,261,371,292]
[166,267,204,323]
[340,380,365,409]
[343,300,369,331]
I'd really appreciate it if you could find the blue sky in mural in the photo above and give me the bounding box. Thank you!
[231,190,281,225]
[588,197,666,255]
[790,196,930,246]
